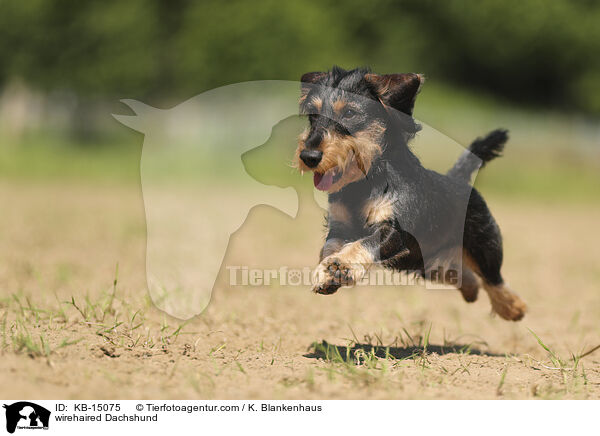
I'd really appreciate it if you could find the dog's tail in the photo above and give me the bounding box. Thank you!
[447,129,508,182]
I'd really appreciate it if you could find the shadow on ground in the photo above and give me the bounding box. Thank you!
[304,340,504,361]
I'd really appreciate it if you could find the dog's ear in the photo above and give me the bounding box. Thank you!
[301,71,326,84]
[365,73,424,115]
[300,71,326,102]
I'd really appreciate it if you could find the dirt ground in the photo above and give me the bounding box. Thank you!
[1,181,600,399]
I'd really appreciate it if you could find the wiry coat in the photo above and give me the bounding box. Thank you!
[296,67,526,321]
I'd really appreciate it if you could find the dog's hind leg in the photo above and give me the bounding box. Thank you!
[425,250,480,302]
[463,193,527,320]
[463,249,526,321]
[483,281,527,321]
[458,266,480,303]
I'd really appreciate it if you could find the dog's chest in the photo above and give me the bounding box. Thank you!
[328,195,393,230]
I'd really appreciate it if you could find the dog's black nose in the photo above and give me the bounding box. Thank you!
[300,149,322,168]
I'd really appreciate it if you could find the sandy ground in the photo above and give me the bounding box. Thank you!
[1,181,600,399]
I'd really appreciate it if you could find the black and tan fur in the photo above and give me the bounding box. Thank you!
[295,66,526,321]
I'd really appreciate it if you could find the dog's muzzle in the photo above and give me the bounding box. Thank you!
[300,149,323,168]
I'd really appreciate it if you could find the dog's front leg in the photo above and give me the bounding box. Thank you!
[319,238,345,261]
[312,222,406,294]
[318,202,356,261]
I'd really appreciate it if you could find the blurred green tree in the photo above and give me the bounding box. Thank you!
[0,0,598,114]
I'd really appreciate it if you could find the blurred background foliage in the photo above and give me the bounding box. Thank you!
[2,0,600,111]
[0,0,598,199]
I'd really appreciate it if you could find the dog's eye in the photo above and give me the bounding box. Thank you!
[342,108,357,119]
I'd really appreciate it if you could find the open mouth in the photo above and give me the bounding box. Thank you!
[313,168,342,191]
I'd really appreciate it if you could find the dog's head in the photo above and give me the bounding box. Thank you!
[295,66,423,192]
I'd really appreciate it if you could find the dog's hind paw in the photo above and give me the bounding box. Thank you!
[486,284,527,321]
[460,285,479,303]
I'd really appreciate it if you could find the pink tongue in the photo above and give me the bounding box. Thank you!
[314,171,333,191]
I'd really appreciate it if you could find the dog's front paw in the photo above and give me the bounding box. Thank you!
[311,257,357,295]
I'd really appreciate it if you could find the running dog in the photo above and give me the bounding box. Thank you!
[295,66,526,321]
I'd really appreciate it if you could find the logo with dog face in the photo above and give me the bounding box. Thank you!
[3,402,50,433]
